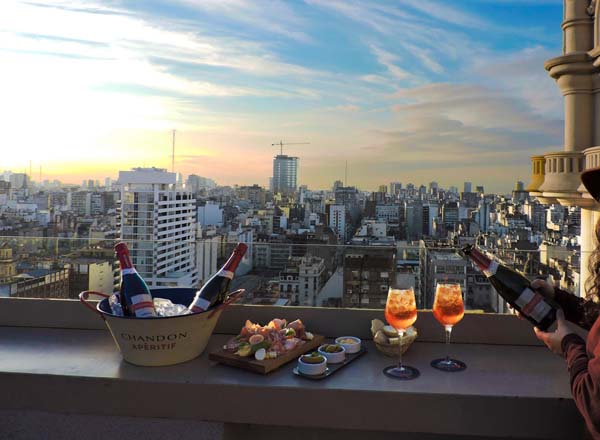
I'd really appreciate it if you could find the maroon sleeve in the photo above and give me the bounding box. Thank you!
[561,334,600,436]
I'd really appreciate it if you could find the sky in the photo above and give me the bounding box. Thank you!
[0,0,565,192]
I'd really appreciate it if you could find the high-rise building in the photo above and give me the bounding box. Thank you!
[429,182,439,196]
[328,204,347,242]
[272,155,298,195]
[9,173,29,190]
[118,167,198,288]
[342,249,396,308]
[198,202,223,228]
[473,200,491,233]
[463,182,472,193]
[389,182,402,195]
[442,201,460,228]
[237,184,267,207]
[70,191,91,216]
[186,174,217,193]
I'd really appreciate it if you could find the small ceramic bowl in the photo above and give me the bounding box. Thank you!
[335,336,362,354]
[297,354,327,375]
[318,344,346,364]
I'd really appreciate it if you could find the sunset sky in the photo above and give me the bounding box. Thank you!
[1,0,564,192]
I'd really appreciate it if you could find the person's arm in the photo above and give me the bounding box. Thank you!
[562,334,600,436]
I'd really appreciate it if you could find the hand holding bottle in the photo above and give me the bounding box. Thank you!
[533,309,579,357]
[530,279,556,300]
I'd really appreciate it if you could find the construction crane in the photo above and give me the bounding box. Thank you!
[271,140,310,155]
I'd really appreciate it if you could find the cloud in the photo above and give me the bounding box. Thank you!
[398,0,488,29]
[1,0,566,193]
[472,46,563,119]
[173,0,313,43]
[369,44,412,81]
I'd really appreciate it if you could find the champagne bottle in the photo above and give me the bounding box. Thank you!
[115,242,157,318]
[189,243,248,313]
[461,245,556,330]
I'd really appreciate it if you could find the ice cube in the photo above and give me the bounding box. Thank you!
[153,298,191,317]
[109,294,124,316]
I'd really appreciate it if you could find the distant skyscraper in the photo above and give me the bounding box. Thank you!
[328,204,347,242]
[272,155,298,195]
[389,182,402,195]
[378,185,388,193]
[118,167,198,288]
[475,185,484,194]
[442,201,459,227]
[333,180,343,191]
[514,181,525,191]
[9,173,29,190]
[463,182,472,193]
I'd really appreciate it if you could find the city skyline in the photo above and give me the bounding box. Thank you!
[2,0,564,192]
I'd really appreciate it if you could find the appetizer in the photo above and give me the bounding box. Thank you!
[223,318,314,360]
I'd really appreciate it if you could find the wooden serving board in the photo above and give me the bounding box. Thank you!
[209,334,325,374]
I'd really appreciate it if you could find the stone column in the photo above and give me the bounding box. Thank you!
[535,1,600,297]
[563,0,594,53]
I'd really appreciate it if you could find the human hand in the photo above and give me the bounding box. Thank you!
[530,279,555,300]
[533,309,578,356]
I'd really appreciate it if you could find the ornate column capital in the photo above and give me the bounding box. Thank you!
[588,0,596,16]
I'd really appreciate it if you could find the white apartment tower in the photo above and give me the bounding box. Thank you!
[329,204,347,242]
[118,167,198,288]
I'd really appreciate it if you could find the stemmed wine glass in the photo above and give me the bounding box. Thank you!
[431,283,467,372]
[383,286,419,380]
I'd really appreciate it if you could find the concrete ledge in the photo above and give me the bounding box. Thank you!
[0,326,582,439]
[0,297,548,345]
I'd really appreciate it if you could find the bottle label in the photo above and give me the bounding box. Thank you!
[217,269,235,280]
[190,297,211,313]
[130,294,156,318]
[515,288,552,323]
[122,268,136,275]
[483,261,498,277]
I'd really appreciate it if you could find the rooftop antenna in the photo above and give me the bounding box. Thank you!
[345,160,348,186]
[171,129,176,173]
[271,140,310,155]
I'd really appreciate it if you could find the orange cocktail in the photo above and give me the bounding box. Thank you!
[382,287,419,380]
[432,283,465,326]
[431,283,467,372]
[385,288,417,331]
